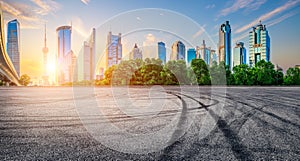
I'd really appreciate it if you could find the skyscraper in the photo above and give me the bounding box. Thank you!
[187,48,196,65]
[158,42,166,64]
[83,28,96,81]
[64,50,77,82]
[171,41,185,61]
[249,21,270,66]
[106,32,122,68]
[42,24,49,85]
[210,49,217,65]
[198,40,211,66]
[218,21,231,68]
[233,42,247,67]
[6,19,20,77]
[56,25,72,84]
[129,43,142,60]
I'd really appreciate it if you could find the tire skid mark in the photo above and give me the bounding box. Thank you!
[160,91,254,161]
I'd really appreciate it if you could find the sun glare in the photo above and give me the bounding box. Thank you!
[47,62,56,73]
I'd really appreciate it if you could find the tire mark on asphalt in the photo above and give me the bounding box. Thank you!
[160,91,254,161]
[227,94,300,129]
[158,93,189,161]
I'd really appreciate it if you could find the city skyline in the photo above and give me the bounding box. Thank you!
[1,0,300,79]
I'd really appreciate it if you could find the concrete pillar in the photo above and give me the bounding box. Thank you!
[6,82,9,87]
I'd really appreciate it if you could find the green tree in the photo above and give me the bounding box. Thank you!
[138,58,164,85]
[252,60,276,85]
[165,60,189,84]
[232,64,253,85]
[210,61,226,85]
[284,67,300,85]
[190,59,211,85]
[102,65,117,85]
[20,74,31,86]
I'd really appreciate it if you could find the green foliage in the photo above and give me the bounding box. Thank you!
[232,64,253,85]
[19,74,31,86]
[210,61,226,85]
[284,67,300,85]
[93,58,297,86]
[190,59,211,85]
[165,60,188,84]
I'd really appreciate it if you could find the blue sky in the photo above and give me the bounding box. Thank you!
[1,0,300,77]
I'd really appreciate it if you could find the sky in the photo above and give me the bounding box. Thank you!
[1,0,300,80]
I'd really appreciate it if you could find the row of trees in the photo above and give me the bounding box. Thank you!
[94,58,299,86]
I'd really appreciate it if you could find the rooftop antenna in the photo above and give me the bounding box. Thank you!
[44,23,47,47]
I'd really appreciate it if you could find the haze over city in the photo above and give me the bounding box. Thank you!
[1,0,300,83]
[1,1,300,160]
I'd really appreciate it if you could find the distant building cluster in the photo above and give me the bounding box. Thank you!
[3,16,273,85]
[119,21,270,71]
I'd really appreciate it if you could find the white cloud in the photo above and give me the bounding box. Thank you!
[267,10,299,27]
[217,0,267,18]
[206,4,215,9]
[71,17,89,38]
[81,0,90,5]
[235,0,300,34]
[0,0,60,29]
[143,33,156,46]
[31,0,60,15]
[142,33,157,58]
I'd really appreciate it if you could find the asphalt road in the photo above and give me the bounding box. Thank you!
[0,86,299,160]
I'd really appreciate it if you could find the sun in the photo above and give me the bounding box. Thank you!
[47,61,56,73]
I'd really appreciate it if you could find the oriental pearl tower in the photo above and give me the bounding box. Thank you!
[42,24,49,86]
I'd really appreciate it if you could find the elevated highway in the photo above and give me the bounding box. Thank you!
[0,8,20,86]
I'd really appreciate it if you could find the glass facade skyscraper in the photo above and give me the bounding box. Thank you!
[83,28,96,81]
[197,40,211,66]
[249,22,270,66]
[171,41,185,61]
[6,19,20,77]
[158,42,166,64]
[233,42,247,67]
[106,32,122,68]
[56,25,72,84]
[218,21,231,68]
[57,26,71,61]
[187,48,196,65]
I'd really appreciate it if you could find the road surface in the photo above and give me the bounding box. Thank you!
[0,86,299,160]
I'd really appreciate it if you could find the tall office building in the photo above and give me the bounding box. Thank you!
[233,42,247,67]
[64,50,77,82]
[249,21,270,66]
[197,40,211,66]
[171,41,185,61]
[187,48,196,65]
[129,43,142,60]
[83,28,96,81]
[158,42,166,64]
[56,25,72,84]
[106,31,122,68]
[218,21,231,68]
[210,49,217,65]
[6,19,20,77]
[42,24,49,85]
